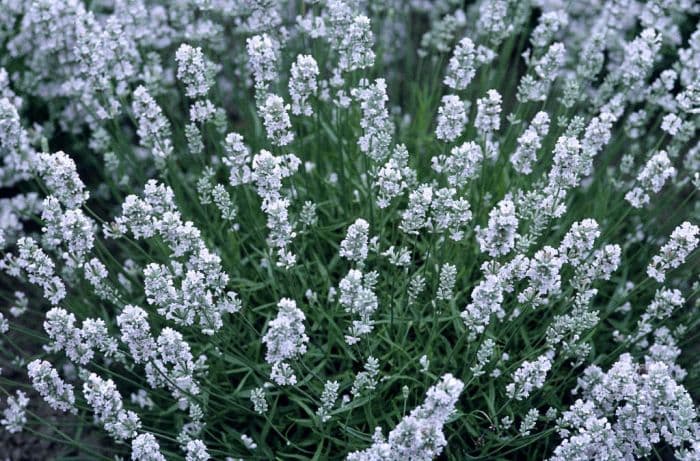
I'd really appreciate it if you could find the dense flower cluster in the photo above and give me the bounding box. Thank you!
[0,2,698,460]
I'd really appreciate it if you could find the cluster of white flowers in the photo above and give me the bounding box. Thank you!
[352,78,393,162]
[145,327,206,411]
[432,141,483,187]
[289,54,319,116]
[625,150,677,208]
[552,353,698,460]
[83,373,141,441]
[475,89,502,138]
[132,85,173,162]
[175,44,216,99]
[116,305,157,364]
[337,15,375,72]
[518,246,564,308]
[1,391,28,434]
[247,33,279,95]
[43,307,118,365]
[259,94,294,146]
[435,95,468,142]
[0,97,34,187]
[400,185,472,241]
[476,198,519,258]
[27,360,76,414]
[375,144,415,208]
[511,112,550,174]
[339,269,379,345]
[436,263,457,302]
[340,218,370,264]
[1,2,699,460]
[316,380,340,423]
[114,180,240,333]
[34,151,89,209]
[347,374,464,460]
[444,37,494,90]
[461,255,530,339]
[506,353,553,400]
[41,196,95,266]
[251,150,301,267]
[223,132,253,187]
[262,298,309,386]
[647,221,699,283]
[131,433,167,461]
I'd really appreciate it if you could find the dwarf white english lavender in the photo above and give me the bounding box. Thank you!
[251,150,300,267]
[579,112,615,176]
[176,44,216,98]
[84,257,118,302]
[352,78,392,162]
[399,185,472,241]
[551,353,698,460]
[223,132,252,187]
[259,94,294,147]
[2,2,700,459]
[444,37,494,90]
[432,141,483,187]
[83,373,141,441]
[185,439,210,461]
[511,111,550,174]
[347,374,464,461]
[476,198,519,258]
[116,305,157,364]
[212,184,237,222]
[246,34,279,95]
[436,263,457,302]
[1,390,28,434]
[262,298,309,383]
[475,89,502,138]
[506,353,553,400]
[435,95,468,142]
[375,144,413,208]
[132,433,166,461]
[337,15,375,72]
[27,360,76,414]
[0,97,34,187]
[519,246,564,308]
[43,307,118,364]
[339,269,380,345]
[470,338,496,378]
[546,135,585,191]
[250,387,268,415]
[132,85,173,162]
[317,380,340,423]
[534,43,566,85]
[340,218,370,264]
[647,221,699,283]
[559,219,600,266]
[41,199,95,266]
[34,151,88,209]
[625,150,677,208]
[431,188,472,241]
[461,264,507,339]
[289,54,319,116]
[1,237,66,305]
[661,112,683,136]
[531,10,568,50]
[633,288,686,341]
[619,29,662,93]
[146,327,204,410]
[398,185,432,235]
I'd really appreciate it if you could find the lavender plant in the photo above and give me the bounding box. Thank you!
[0,1,699,460]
